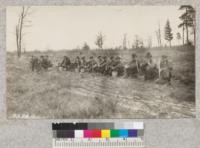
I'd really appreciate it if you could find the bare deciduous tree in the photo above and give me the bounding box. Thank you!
[122,34,127,50]
[133,35,143,49]
[95,32,104,49]
[16,6,32,58]
[133,35,139,49]
[155,22,162,47]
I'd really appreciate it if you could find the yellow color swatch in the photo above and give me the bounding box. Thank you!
[101,129,110,138]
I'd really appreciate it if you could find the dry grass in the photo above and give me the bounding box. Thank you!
[6,46,195,118]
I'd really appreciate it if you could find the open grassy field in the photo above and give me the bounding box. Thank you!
[6,46,195,118]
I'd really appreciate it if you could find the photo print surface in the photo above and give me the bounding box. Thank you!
[6,6,195,118]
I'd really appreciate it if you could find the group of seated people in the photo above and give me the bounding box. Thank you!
[59,55,124,76]
[30,55,53,72]
[30,52,173,84]
[58,52,173,84]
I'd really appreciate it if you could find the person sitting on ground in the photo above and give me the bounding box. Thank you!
[139,57,147,74]
[143,52,158,80]
[86,56,97,72]
[74,56,81,71]
[111,56,124,76]
[125,53,139,78]
[99,56,108,74]
[80,56,87,72]
[106,56,116,76]
[42,55,53,70]
[39,55,45,70]
[60,56,71,70]
[96,56,103,73]
[30,55,42,72]
[157,55,173,85]
[30,55,37,72]
[104,56,111,75]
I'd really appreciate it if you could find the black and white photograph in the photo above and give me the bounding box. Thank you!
[6,6,195,118]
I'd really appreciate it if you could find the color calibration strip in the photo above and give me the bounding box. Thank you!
[52,122,144,148]
[53,129,143,138]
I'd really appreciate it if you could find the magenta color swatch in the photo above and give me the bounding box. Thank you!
[84,130,93,138]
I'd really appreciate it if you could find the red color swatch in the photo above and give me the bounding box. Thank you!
[92,129,101,138]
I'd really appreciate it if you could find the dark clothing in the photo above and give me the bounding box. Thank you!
[144,67,158,80]
[106,59,116,76]
[40,57,52,70]
[74,58,81,69]
[87,59,97,72]
[60,57,71,70]
[30,57,36,71]
[95,59,103,73]
[80,59,87,69]
[159,59,172,84]
[160,69,172,82]
[99,59,108,74]
[111,60,124,76]
[143,58,158,80]
[125,59,139,77]
[30,57,40,72]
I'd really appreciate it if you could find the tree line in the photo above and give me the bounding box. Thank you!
[15,5,195,58]
[82,5,196,50]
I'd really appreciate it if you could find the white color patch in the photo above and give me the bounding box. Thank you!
[75,130,84,138]
[133,122,144,129]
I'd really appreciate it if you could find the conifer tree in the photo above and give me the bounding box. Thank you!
[178,5,195,45]
[164,20,173,47]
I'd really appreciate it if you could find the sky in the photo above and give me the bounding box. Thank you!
[6,6,185,51]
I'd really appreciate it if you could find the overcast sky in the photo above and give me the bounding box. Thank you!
[7,6,184,51]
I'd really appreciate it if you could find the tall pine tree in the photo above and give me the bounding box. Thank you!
[164,20,173,47]
[178,5,195,45]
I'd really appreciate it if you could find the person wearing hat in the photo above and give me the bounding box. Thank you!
[86,56,93,72]
[98,56,108,74]
[74,56,81,71]
[38,55,45,70]
[40,55,53,70]
[111,56,124,76]
[125,53,139,78]
[80,56,87,72]
[96,56,103,73]
[46,55,53,69]
[145,52,153,66]
[30,55,36,72]
[87,56,97,72]
[60,56,71,71]
[106,56,115,76]
[160,55,168,68]
[143,52,158,80]
[30,55,42,72]
[158,55,173,84]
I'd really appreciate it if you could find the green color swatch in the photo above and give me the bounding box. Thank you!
[110,129,119,137]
